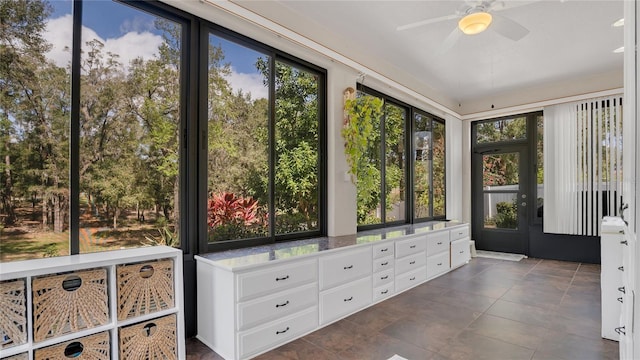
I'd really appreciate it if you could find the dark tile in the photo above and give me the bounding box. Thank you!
[577,263,601,274]
[379,313,462,352]
[536,332,619,360]
[303,318,369,353]
[338,333,436,360]
[485,299,554,328]
[447,277,513,299]
[522,272,572,291]
[186,338,225,360]
[436,329,535,360]
[500,283,565,309]
[431,289,497,312]
[536,259,580,271]
[344,302,404,332]
[252,338,340,360]
[406,282,450,298]
[466,314,550,350]
[414,300,482,329]
[528,266,577,278]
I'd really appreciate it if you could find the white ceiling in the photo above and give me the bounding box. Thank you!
[230,0,624,115]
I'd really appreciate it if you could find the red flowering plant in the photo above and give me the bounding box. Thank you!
[207,192,266,241]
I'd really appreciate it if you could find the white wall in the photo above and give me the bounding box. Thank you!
[445,114,463,221]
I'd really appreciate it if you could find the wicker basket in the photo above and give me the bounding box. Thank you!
[2,353,28,360]
[34,331,110,360]
[119,314,177,360]
[0,279,27,349]
[117,259,174,320]
[32,268,108,342]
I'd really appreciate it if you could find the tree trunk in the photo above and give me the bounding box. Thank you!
[3,152,16,225]
[42,195,48,229]
[173,179,180,240]
[113,207,119,229]
[53,194,62,233]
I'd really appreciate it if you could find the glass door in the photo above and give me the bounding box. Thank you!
[472,146,529,254]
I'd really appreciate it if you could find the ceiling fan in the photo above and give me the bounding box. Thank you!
[397,0,534,51]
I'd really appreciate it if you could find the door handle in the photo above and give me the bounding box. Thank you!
[521,202,527,207]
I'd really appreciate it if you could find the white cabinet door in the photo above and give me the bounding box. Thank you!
[395,251,426,275]
[319,277,372,325]
[395,267,426,293]
[372,242,394,259]
[427,251,450,279]
[396,235,426,258]
[426,231,449,256]
[319,247,372,291]
[237,259,317,301]
[450,226,469,241]
[451,238,470,268]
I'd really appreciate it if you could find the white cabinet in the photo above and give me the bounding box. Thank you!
[426,231,450,279]
[451,238,471,269]
[319,247,371,290]
[319,277,372,324]
[395,234,426,293]
[601,216,625,341]
[0,246,185,360]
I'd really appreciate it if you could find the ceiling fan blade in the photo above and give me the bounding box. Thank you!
[490,0,540,12]
[491,14,529,41]
[438,27,462,54]
[396,13,460,31]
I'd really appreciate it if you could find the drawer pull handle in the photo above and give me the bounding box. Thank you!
[410,276,416,281]
[344,265,353,270]
[381,275,389,280]
[380,248,389,252]
[619,286,626,294]
[381,261,389,266]
[459,251,465,254]
[381,290,389,295]
[437,242,443,245]
[410,261,416,265]
[344,296,353,302]
[276,327,290,335]
[276,300,290,308]
[619,266,624,272]
[618,297,624,303]
[437,262,443,266]
[621,240,628,245]
[410,245,417,249]
[275,275,289,281]
[615,326,626,335]
[458,232,463,235]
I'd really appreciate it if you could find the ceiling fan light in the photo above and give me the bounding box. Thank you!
[458,12,493,35]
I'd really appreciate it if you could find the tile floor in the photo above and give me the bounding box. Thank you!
[186,257,619,360]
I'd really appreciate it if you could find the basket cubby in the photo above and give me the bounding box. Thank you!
[116,259,174,320]
[34,331,109,360]
[0,246,184,360]
[0,279,27,349]
[32,269,109,342]
[118,314,177,360]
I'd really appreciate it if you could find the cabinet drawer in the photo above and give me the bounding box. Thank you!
[427,251,450,278]
[320,247,371,290]
[373,242,394,259]
[395,251,426,275]
[426,231,450,256]
[373,269,394,288]
[395,267,426,293]
[237,283,318,331]
[451,238,470,268]
[320,277,372,325]
[450,226,469,241]
[373,256,394,273]
[373,283,394,302]
[396,236,426,258]
[237,259,317,301]
[238,307,318,359]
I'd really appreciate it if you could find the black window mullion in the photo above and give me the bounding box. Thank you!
[268,55,276,240]
[429,117,435,219]
[380,103,387,223]
[69,0,83,255]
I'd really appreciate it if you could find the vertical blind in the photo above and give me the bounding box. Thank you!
[543,95,623,236]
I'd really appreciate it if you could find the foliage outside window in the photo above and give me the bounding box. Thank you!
[206,34,323,243]
[0,0,183,261]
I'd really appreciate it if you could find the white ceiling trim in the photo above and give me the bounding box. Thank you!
[202,0,462,119]
[461,87,624,122]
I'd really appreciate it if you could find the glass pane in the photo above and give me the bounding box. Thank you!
[274,61,320,235]
[476,117,527,144]
[484,193,519,230]
[207,35,269,242]
[79,2,182,252]
[432,120,446,217]
[1,0,72,261]
[385,103,406,222]
[357,93,382,226]
[413,113,431,219]
[536,115,544,219]
[483,152,520,189]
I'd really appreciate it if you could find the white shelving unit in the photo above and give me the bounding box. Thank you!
[0,246,185,360]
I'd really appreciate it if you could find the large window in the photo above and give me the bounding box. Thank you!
[357,86,445,229]
[205,31,324,248]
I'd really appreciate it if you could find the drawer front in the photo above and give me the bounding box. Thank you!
[396,236,426,258]
[238,307,318,359]
[395,267,426,293]
[320,247,372,290]
[373,283,394,302]
[373,268,394,288]
[426,231,450,256]
[450,226,470,241]
[237,283,318,331]
[395,251,426,275]
[451,238,470,268]
[372,242,394,259]
[427,251,450,278]
[237,259,317,301]
[320,276,372,325]
[373,256,394,273]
